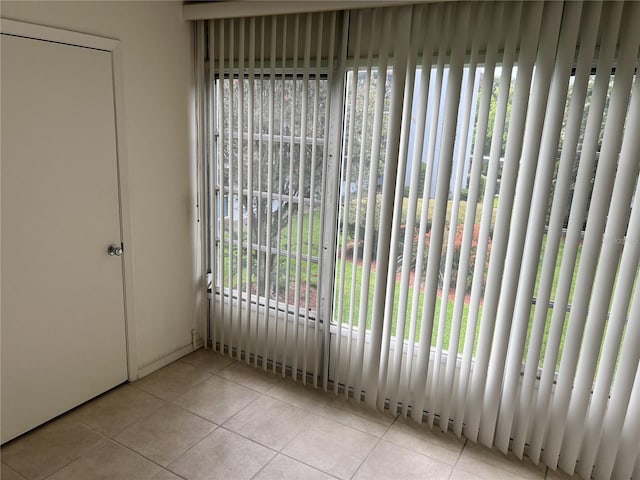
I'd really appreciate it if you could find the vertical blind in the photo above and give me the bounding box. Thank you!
[196,2,640,479]
[201,11,344,387]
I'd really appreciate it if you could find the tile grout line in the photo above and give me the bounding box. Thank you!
[347,432,385,480]
[211,423,336,478]
[211,369,282,395]
[2,386,164,480]
[115,427,214,480]
[195,424,280,478]
[454,436,469,467]
[248,450,279,480]
[74,418,184,478]
[277,450,343,479]
[129,369,215,403]
[263,383,396,437]
[37,431,113,480]
[4,420,113,480]
[371,426,460,474]
[1,461,32,480]
[165,398,222,427]
[344,408,402,480]
[83,388,170,438]
[274,411,320,455]
[40,457,83,480]
[217,395,380,480]
[73,405,216,480]
[456,438,549,480]
[132,359,264,427]
[150,361,292,457]
[381,415,466,463]
[447,437,469,479]
[155,428,222,478]
[216,403,320,456]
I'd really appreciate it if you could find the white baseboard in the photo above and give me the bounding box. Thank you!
[135,340,203,379]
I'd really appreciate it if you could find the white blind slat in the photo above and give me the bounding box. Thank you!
[307,12,324,384]
[259,17,270,366]
[272,16,286,373]
[236,18,246,360]
[227,18,237,357]
[204,20,216,352]
[216,20,226,352]
[245,17,255,364]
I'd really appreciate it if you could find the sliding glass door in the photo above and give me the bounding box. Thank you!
[203,13,341,386]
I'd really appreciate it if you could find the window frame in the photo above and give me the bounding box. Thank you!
[207,71,332,323]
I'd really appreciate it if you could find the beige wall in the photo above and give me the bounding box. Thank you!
[1,1,200,375]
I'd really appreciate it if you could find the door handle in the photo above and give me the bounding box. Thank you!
[108,244,123,256]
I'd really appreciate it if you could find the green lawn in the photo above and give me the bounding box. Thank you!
[219,197,584,369]
[334,257,479,355]
[334,238,579,369]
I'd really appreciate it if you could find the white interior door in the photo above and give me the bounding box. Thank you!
[1,33,128,443]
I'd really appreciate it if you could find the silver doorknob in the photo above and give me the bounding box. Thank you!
[108,244,123,256]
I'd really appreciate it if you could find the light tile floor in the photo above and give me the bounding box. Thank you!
[1,349,586,480]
